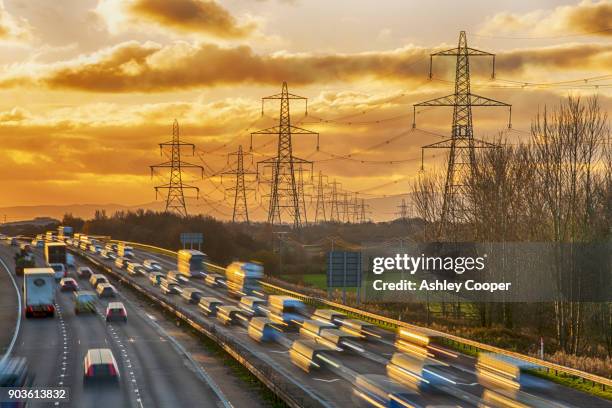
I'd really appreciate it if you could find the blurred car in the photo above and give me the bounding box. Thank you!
[105,302,127,323]
[89,274,108,289]
[74,291,96,314]
[107,252,117,260]
[83,348,119,384]
[181,287,204,304]
[10,237,18,246]
[100,249,112,259]
[126,262,145,276]
[0,356,33,407]
[96,283,116,298]
[79,242,88,251]
[59,277,79,292]
[149,272,164,286]
[160,279,180,295]
[143,259,162,272]
[114,257,128,269]
[32,239,44,248]
[77,266,93,279]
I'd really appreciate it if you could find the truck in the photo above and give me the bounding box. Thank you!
[23,268,55,318]
[44,242,67,279]
[177,249,207,278]
[14,248,35,276]
[225,261,264,298]
[117,243,134,259]
[57,225,74,239]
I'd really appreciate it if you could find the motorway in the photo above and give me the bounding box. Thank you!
[101,245,612,408]
[0,242,231,408]
[2,239,611,408]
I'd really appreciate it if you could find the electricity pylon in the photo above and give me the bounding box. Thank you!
[313,171,328,223]
[397,198,410,220]
[412,31,511,232]
[150,119,203,217]
[328,179,342,222]
[357,199,370,223]
[221,145,257,223]
[252,82,319,228]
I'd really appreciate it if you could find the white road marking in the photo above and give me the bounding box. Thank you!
[0,257,22,365]
[313,378,340,383]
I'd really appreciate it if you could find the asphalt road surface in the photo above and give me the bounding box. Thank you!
[0,242,229,408]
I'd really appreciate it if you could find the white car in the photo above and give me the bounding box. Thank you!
[143,259,162,272]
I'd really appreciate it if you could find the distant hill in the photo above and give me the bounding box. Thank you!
[0,194,412,223]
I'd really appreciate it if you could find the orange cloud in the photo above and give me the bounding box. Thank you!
[480,0,612,37]
[96,0,256,39]
[3,40,610,93]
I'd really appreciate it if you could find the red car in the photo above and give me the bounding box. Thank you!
[60,277,79,292]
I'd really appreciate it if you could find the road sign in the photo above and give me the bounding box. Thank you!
[327,251,361,287]
[180,232,203,249]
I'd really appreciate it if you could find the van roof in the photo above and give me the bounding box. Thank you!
[24,268,54,275]
[85,348,115,365]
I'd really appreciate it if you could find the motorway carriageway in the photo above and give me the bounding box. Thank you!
[0,242,232,408]
[88,245,612,408]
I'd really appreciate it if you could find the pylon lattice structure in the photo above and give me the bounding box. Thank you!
[412,31,511,232]
[357,199,370,223]
[252,82,319,228]
[328,179,342,222]
[150,119,204,217]
[313,171,328,223]
[397,198,410,220]
[221,145,257,223]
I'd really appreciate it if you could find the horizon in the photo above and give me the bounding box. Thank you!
[0,0,610,222]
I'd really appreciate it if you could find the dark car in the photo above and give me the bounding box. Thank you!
[60,277,79,292]
[77,267,92,279]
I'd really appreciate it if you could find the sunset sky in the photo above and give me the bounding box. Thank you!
[0,0,610,220]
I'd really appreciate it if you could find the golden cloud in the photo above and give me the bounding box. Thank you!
[480,0,612,37]
[1,40,610,93]
[0,0,32,43]
[96,0,256,39]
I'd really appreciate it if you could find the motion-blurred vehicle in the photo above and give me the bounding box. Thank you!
[226,261,264,298]
[77,266,92,279]
[83,349,120,384]
[181,287,203,304]
[60,277,79,292]
[160,279,180,295]
[268,295,306,330]
[23,268,55,318]
[48,263,66,280]
[74,291,96,314]
[204,273,224,288]
[143,259,162,272]
[18,243,30,252]
[44,242,67,279]
[14,248,35,276]
[66,253,75,270]
[117,243,134,259]
[89,244,101,254]
[10,237,18,246]
[177,249,207,278]
[126,262,145,276]
[107,251,117,260]
[239,296,267,317]
[198,297,223,316]
[114,257,128,269]
[89,274,108,288]
[79,242,88,251]
[31,239,44,248]
[149,272,164,286]
[96,283,116,298]
[105,302,127,323]
[100,249,113,259]
[0,357,33,407]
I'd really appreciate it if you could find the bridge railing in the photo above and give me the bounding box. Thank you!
[111,239,612,391]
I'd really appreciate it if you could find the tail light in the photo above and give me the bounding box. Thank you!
[26,306,32,312]
[86,365,93,377]
[48,305,55,312]
[108,364,117,376]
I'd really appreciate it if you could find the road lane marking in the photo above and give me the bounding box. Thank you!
[0,256,22,365]
[313,378,340,383]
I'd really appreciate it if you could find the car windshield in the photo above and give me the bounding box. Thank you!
[51,265,62,272]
